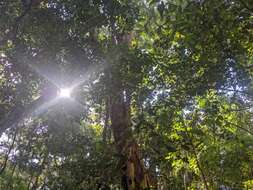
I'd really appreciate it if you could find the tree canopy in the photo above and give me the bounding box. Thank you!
[0,0,253,189]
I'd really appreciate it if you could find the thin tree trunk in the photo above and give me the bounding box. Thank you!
[0,129,17,174]
[27,173,34,190]
[192,146,209,190]
[184,116,209,190]
[6,163,17,190]
[31,152,48,190]
[187,135,209,190]
[103,97,111,142]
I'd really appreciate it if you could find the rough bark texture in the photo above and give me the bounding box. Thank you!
[109,89,151,190]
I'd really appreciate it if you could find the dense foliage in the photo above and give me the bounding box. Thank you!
[0,0,252,189]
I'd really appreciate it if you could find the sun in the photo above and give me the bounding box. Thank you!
[59,88,72,98]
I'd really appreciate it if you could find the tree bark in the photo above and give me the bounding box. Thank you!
[109,88,151,190]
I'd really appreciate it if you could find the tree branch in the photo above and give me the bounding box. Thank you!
[226,121,253,136]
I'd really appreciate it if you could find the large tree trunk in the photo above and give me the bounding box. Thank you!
[105,14,151,188]
[109,89,151,190]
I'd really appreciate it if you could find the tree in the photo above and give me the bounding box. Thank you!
[0,0,253,189]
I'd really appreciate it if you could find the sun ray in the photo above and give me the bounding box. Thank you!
[28,63,61,88]
[31,98,59,117]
